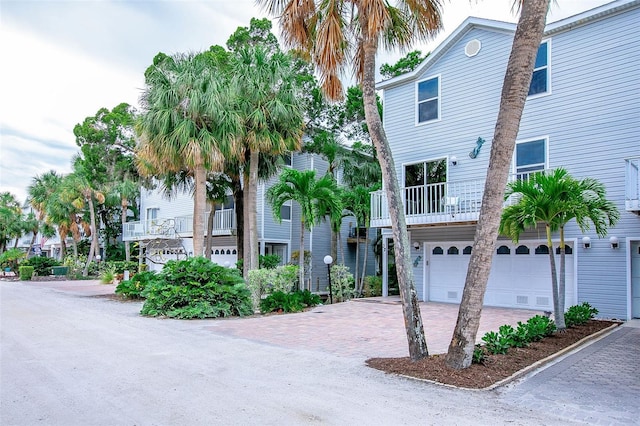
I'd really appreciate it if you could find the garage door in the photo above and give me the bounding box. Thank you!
[427,241,575,310]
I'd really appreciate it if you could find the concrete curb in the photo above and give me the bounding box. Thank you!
[395,321,622,391]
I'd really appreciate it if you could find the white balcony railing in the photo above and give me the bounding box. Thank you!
[625,157,640,212]
[371,179,486,228]
[122,208,236,241]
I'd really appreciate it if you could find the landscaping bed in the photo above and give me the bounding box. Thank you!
[366,319,619,389]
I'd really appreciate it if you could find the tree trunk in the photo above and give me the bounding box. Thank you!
[299,220,305,291]
[355,228,360,294]
[192,162,207,258]
[122,198,130,262]
[83,194,99,276]
[445,0,550,369]
[29,231,38,256]
[362,38,428,360]
[360,226,369,295]
[247,150,260,275]
[557,226,567,329]
[243,172,251,278]
[206,200,215,261]
[232,177,244,268]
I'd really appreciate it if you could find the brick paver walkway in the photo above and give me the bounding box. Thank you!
[206,298,541,359]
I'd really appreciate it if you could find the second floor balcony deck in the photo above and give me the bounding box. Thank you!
[122,208,235,241]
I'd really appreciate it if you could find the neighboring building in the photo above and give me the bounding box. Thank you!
[371,0,640,319]
[123,152,376,291]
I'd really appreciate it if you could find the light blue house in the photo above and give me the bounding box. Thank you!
[372,0,640,319]
[123,151,376,291]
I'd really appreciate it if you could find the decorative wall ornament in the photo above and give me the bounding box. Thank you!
[469,137,485,159]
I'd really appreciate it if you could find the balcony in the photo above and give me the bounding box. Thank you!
[626,157,640,213]
[123,208,236,241]
[371,179,486,228]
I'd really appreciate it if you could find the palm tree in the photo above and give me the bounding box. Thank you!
[27,171,64,255]
[0,192,23,253]
[258,0,443,360]
[267,169,341,290]
[232,45,305,277]
[500,169,619,330]
[136,52,240,259]
[445,0,551,370]
[112,178,139,261]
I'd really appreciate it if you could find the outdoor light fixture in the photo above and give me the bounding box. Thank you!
[450,156,458,166]
[413,241,421,250]
[582,236,591,249]
[324,255,334,304]
[609,236,619,249]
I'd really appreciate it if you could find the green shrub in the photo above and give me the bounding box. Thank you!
[259,254,281,269]
[115,271,157,299]
[21,256,60,276]
[564,302,598,327]
[481,331,510,355]
[99,264,117,284]
[525,315,556,341]
[140,257,252,319]
[105,260,138,274]
[247,265,299,310]
[19,266,34,280]
[363,276,382,297]
[329,264,356,302]
[0,248,26,273]
[260,290,321,314]
[472,344,487,365]
[63,255,86,279]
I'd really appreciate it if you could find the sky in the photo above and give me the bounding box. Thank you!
[0,0,614,204]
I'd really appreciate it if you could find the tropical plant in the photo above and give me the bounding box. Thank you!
[247,264,299,310]
[380,50,429,79]
[500,168,618,330]
[21,256,60,276]
[258,0,444,361]
[446,0,551,370]
[115,271,157,299]
[329,264,356,303]
[0,248,26,273]
[564,302,599,327]
[259,290,321,314]
[0,192,23,252]
[19,266,34,281]
[140,257,252,319]
[136,52,239,259]
[267,169,341,289]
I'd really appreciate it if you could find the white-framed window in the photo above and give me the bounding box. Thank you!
[528,40,550,97]
[416,75,440,124]
[280,202,292,221]
[514,137,548,179]
[146,207,159,222]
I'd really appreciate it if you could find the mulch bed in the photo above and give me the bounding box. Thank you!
[366,320,619,389]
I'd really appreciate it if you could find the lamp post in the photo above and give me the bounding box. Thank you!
[95,254,102,272]
[323,255,333,304]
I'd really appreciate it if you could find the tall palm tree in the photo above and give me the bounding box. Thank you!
[267,169,341,290]
[445,0,551,370]
[0,192,23,253]
[136,52,240,259]
[27,171,64,255]
[112,178,140,261]
[500,169,619,330]
[258,0,443,361]
[232,45,305,277]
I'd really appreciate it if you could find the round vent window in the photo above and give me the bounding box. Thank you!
[465,39,482,57]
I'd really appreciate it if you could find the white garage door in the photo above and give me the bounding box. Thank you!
[427,241,575,311]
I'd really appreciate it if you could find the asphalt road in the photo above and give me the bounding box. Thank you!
[0,281,634,425]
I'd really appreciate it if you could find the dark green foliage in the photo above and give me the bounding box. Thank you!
[140,257,253,319]
[564,302,598,327]
[472,344,487,365]
[260,290,321,314]
[380,50,429,79]
[19,266,34,280]
[363,276,382,297]
[525,315,557,341]
[481,331,510,355]
[0,248,26,273]
[259,254,281,269]
[115,271,157,299]
[22,256,60,276]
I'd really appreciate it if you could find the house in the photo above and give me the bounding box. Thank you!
[123,152,376,291]
[372,0,640,319]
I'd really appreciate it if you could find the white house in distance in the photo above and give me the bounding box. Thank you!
[371,0,640,319]
[123,151,376,291]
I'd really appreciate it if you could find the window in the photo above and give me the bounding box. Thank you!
[535,245,549,255]
[528,41,549,96]
[404,158,447,215]
[516,245,530,255]
[463,246,472,255]
[447,246,459,255]
[515,138,546,179]
[282,153,293,167]
[280,203,291,221]
[146,208,159,225]
[432,246,444,255]
[416,76,439,123]
[497,245,511,255]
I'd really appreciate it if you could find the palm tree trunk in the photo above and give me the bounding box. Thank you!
[29,232,38,256]
[299,220,305,291]
[248,150,260,274]
[361,227,369,295]
[192,162,207,258]
[243,172,250,278]
[445,0,550,369]
[122,198,130,262]
[546,225,563,329]
[362,38,428,360]
[232,177,244,267]
[83,194,99,276]
[557,226,567,329]
[206,201,215,260]
[355,229,360,294]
